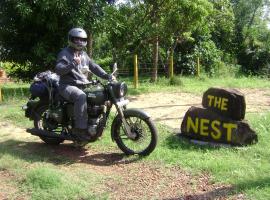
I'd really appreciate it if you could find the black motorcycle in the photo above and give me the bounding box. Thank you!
[23,67,158,156]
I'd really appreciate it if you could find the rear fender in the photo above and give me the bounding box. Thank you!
[110,108,150,141]
[24,100,48,120]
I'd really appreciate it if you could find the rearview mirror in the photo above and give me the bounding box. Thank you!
[112,62,118,75]
[113,62,118,71]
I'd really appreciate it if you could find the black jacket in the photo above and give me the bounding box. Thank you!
[55,47,109,85]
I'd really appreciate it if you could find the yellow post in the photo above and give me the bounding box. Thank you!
[196,57,200,77]
[0,87,2,103]
[134,54,139,89]
[169,53,174,78]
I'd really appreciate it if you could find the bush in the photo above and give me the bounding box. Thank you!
[169,76,183,86]
[1,84,30,102]
[214,62,241,78]
[1,62,36,81]
[195,40,222,76]
[174,40,223,77]
[96,57,113,72]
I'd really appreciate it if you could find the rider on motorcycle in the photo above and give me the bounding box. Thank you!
[55,27,111,141]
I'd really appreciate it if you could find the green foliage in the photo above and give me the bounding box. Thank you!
[168,76,183,86]
[1,0,270,80]
[0,0,109,79]
[238,35,270,75]
[232,0,270,75]
[96,56,113,72]
[210,0,236,53]
[195,40,222,76]
[1,83,30,102]
[1,62,34,81]
[174,39,224,76]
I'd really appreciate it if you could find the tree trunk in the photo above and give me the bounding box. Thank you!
[151,36,159,82]
[87,32,93,58]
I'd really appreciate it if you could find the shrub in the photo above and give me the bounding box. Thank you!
[1,84,30,102]
[96,57,113,72]
[169,76,183,86]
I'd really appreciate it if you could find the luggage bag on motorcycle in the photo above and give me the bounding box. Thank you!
[30,81,48,98]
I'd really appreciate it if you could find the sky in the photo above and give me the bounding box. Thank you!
[116,0,127,4]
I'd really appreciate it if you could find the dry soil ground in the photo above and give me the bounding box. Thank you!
[1,89,270,200]
[128,89,270,131]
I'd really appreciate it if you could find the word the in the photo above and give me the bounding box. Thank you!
[207,95,228,111]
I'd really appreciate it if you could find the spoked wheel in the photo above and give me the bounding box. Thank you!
[113,110,158,156]
[34,105,64,145]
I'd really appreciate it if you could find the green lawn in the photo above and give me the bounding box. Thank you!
[122,75,270,95]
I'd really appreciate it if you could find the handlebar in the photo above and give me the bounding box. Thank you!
[81,65,118,87]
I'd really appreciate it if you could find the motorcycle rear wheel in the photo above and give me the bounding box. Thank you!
[113,111,158,156]
[34,105,64,145]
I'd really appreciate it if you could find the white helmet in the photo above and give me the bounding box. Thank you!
[68,28,87,51]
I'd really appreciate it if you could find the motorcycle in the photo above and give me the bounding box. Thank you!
[22,65,158,156]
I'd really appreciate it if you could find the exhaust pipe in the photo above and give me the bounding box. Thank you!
[26,128,72,140]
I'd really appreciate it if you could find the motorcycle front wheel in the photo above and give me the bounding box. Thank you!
[112,110,158,156]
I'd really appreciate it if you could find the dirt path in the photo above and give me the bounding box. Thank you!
[128,89,270,131]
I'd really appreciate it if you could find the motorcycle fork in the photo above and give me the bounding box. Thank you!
[108,85,135,139]
[115,105,136,139]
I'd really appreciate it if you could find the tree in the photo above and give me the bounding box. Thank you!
[210,0,236,54]
[231,0,270,73]
[0,0,69,79]
[68,0,108,58]
[0,0,109,79]
[103,0,212,80]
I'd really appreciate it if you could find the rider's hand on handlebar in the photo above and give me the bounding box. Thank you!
[109,75,116,82]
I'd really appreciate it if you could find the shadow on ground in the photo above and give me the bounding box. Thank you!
[164,134,226,152]
[0,139,141,166]
[163,186,236,200]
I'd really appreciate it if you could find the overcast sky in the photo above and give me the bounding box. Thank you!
[116,0,127,4]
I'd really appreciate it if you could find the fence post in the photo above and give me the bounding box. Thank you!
[0,87,2,103]
[169,53,174,78]
[134,54,139,89]
[196,57,200,77]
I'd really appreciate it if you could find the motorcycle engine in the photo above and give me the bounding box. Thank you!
[87,105,105,141]
[42,107,63,130]
[47,107,63,123]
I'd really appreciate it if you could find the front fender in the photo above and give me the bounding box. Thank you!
[111,108,151,141]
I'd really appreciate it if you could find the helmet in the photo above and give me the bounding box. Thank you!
[68,28,87,51]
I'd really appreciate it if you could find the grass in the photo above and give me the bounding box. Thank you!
[0,75,270,199]
[1,75,270,101]
[0,82,30,101]
[122,75,270,95]
[0,124,109,199]
[0,99,32,127]
[148,112,270,199]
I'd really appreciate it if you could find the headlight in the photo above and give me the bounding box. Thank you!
[113,82,128,98]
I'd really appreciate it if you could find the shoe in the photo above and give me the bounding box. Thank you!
[72,128,91,142]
